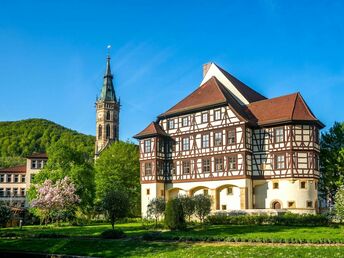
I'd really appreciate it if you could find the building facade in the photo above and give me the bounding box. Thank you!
[0,153,47,208]
[134,63,324,216]
[95,55,120,156]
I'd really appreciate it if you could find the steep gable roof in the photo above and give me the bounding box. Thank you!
[247,92,324,127]
[215,64,267,103]
[134,121,169,139]
[159,76,246,118]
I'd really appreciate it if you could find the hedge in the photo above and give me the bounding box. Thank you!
[205,212,330,226]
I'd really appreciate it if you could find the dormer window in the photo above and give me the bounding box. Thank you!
[144,140,151,153]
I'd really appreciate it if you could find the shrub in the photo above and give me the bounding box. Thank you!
[179,196,196,222]
[205,212,330,226]
[193,194,211,223]
[165,198,186,230]
[100,229,126,239]
[0,205,11,227]
[147,197,165,227]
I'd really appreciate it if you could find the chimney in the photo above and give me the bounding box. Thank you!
[203,62,212,78]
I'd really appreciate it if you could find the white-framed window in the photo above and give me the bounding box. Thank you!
[300,181,307,189]
[144,163,152,176]
[0,174,4,182]
[0,188,4,197]
[144,140,151,153]
[14,175,19,183]
[182,116,189,127]
[227,129,236,145]
[6,174,11,183]
[182,137,190,151]
[228,156,237,170]
[275,154,285,169]
[20,188,25,196]
[214,109,221,121]
[202,159,211,173]
[215,158,223,172]
[182,161,191,174]
[31,160,37,169]
[201,112,209,123]
[202,134,210,148]
[214,132,222,146]
[168,119,174,129]
[275,128,284,143]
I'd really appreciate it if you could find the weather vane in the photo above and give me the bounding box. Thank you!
[107,45,111,58]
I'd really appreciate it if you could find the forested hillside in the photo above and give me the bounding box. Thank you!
[0,119,95,168]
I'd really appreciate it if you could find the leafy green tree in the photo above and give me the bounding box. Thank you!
[147,198,166,227]
[320,122,344,205]
[30,141,95,216]
[179,195,196,222]
[102,188,129,230]
[335,186,344,222]
[0,205,11,227]
[193,194,212,223]
[165,197,186,230]
[95,141,140,216]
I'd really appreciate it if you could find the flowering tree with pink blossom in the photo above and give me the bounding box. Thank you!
[31,176,80,224]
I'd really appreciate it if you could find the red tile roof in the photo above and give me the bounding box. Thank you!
[247,92,324,127]
[27,153,48,159]
[0,165,26,173]
[159,77,232,117]
[134,122,169,139]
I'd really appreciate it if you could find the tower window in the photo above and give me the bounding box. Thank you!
[300,181,306,189]
[228,156,237,170]
[273,182,279,189]
[98,125,102,139]
[227,129,236,145]
[182,137,190,151]
[106,111,111,120]
[275,154,285,169]
[144,163,152,176]
[144,140,151,153]
[182,161,190,174]
[215,158,223,172]
[106,124,110,139]
[202,159,210,173]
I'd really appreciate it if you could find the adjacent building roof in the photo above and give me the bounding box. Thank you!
[134,122,169,139]
[247,92,324,127]
[27,153,48,159]
[0,165,26,173]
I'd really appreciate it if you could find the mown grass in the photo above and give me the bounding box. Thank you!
[1,239,344,257]
[1,223,344,241]
[1,223,344,257]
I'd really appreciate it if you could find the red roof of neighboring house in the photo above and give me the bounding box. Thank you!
[134,122,169,139]
[27,153,48,159]
[0,165,26,173]
[247,92,324,127]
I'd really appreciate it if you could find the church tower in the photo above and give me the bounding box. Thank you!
[95,54,120,156]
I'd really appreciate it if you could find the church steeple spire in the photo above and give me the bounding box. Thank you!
[95,46,120,157]
[99,52,117,102]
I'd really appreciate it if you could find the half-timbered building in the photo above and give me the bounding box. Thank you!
[134,63,324,216]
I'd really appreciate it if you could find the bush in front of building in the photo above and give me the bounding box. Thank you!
[193,194,212,224]
[206,212,330,226]
[165,198,186,230]
[0,205,12,227]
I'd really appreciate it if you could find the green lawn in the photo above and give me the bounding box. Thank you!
[1,223,344,257]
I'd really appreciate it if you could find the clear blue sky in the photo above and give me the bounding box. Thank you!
[1,0,343,140]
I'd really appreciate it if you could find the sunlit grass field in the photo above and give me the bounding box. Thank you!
[1,223,344,257]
